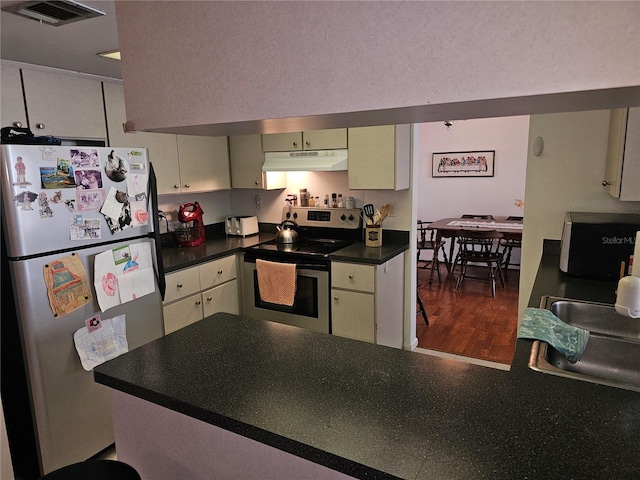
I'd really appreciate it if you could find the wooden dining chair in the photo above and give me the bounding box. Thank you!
[454,229,505,297]
[499,216,523,271]
[416,289,428,325]
[452,214,495,272]
[417,220,448,281]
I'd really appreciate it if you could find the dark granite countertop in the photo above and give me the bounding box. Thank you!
[96,240,640,480]
[162,231,409,272]
[161,232,272,273]
[329,241,409,265]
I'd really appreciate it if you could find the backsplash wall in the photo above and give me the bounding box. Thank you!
[156,171,411,234]
[157,190,231,233]
[229,171,412,231]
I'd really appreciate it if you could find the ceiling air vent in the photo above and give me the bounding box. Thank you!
[2,1,105,26]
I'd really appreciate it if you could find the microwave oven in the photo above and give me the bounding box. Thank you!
[559,212,640,279]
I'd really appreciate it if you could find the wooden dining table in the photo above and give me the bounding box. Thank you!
[425,217,524,284]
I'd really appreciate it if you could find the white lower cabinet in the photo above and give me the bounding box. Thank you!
[202,280,239,317]
[163,255,239,334]
[163,293,204,335]
[331,289,376,343]
[331,254,404,348]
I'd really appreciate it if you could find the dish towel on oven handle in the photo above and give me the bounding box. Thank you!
[256,259,297,306]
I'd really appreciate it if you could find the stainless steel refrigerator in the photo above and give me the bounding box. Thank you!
[1,144,166,478]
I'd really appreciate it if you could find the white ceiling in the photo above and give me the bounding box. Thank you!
[0,0,122,79]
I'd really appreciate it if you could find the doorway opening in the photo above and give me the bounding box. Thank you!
[414,117,528,366]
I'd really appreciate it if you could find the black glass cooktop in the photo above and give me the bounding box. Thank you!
[249,238,354,256]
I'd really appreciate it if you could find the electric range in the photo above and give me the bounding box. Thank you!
[242,207,362,334]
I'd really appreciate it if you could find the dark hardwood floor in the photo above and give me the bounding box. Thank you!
[416,262,519,365]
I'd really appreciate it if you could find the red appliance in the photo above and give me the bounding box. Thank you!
[175,202,205,247]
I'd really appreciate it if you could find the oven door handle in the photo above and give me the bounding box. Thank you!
[296,263,328,271]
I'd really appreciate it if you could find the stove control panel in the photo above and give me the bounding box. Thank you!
[283,207,362,229]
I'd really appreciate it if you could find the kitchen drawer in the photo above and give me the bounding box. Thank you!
[331,289,375,342]
[164,266,201,304]
[202,280,239,317]
[199,255,237,290]
[331,262,375,292]
[163,293,204,334]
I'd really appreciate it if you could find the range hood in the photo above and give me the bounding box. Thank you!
[263,149,348,172]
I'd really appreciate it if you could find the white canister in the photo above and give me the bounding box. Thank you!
[346,196,356,209]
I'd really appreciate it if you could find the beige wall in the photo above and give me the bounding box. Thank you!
[520,110,640,316]
[116,1,640,135]
[417,117,530,220]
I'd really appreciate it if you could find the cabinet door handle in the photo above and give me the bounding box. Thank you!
[177,283,183,288]
[206,296,213,302]
[174,184,180,189]
[602,180,611,187]
[292,142,298,147]
[305,141,311,147]
[255,180,260,185]
[35,123,45,129]
[217,270,223,275]
[195,300,201,306]
[12,121,22,128]
[348,275,354,279]
[184,184,190,189]
[333,296,339,301]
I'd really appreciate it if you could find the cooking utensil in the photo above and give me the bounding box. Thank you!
[363,204,375,225]
[378,204,391,224]
[276,219,301,244]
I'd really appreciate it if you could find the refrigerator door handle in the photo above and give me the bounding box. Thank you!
[148,162,166,300]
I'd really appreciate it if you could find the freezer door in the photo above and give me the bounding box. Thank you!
[8,239,164,474]
[1,145,153,258]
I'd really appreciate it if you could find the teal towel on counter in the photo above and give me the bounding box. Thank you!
[518,308,589,364]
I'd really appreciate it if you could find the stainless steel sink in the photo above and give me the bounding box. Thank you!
[529,296,640,392]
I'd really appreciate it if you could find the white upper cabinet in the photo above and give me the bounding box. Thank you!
[228,134,286,190]
[262,132,302,152]
[1,65,27,128]
[20,68,107,139]
[348,124,410,190]
[176,134,231,193]
[262,128,347,151]
[302,129,347,150]
[103,82,181,194]
[104,82,230,195]
[604,108,640,201]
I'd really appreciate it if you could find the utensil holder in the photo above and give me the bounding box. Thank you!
[365,225,382,247]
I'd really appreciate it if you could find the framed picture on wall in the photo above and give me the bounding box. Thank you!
[432,150,495,178]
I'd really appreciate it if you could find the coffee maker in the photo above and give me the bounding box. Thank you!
[174,202,205,247]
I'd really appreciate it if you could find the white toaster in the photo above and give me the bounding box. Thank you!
[225,216,259,236]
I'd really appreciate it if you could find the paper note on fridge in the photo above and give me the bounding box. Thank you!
[73,314,128,371]
[100,187,125,221]
[94,241,156,312]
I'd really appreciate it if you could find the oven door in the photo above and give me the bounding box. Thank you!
[241,256,329,334]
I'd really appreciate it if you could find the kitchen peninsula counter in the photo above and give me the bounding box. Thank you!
[95,241,640,480]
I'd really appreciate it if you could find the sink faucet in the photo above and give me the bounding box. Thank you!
[616,231,640,318]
